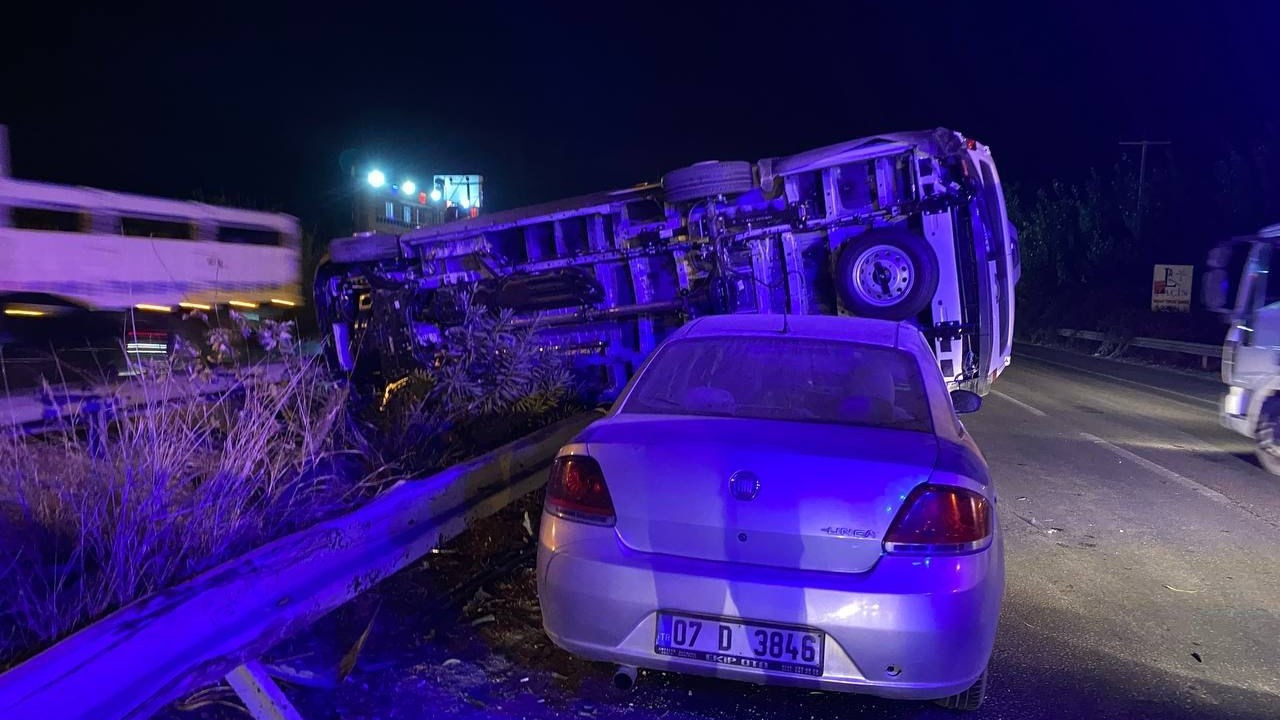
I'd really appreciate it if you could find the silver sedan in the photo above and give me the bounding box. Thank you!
[537,313,1003,711]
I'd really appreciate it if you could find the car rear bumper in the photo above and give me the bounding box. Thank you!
[537,514,1003,701]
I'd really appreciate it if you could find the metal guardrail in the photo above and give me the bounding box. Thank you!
[0,410,599,720]
[1057,329,1220,367]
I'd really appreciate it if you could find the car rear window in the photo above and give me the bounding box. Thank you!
[621,336,933,432]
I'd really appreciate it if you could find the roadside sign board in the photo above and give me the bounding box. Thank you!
[1152,264,1194,311]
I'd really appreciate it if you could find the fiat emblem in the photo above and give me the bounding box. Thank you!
[729,470,760,501]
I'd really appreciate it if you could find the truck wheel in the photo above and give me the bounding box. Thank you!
[662,161,756,203]
[1255,395,1280,475]
[329,233,400,264]
[935,666,988,711]
[834,228,939,320]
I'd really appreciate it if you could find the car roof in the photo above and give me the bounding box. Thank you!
[670,314,913,349]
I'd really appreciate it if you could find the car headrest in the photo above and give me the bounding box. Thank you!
[683,386,736,414]
[841,366,896,424]
[839,396,895,425]
[846,366,895,404]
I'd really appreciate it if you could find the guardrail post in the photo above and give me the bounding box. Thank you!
[83,397,114,458]
[225,661,305,720]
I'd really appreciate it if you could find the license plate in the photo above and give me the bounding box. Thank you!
[654,612,824,677]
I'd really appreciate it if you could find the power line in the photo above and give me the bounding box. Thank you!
[1119,140,1172,240]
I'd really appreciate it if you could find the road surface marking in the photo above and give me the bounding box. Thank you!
[1080,432,1234,507]
[1020,353,1216,409]
[992,390,1048,417]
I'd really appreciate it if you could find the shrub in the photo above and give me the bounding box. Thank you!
[358,300,576,481]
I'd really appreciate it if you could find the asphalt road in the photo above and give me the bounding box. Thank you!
[170,344,1280,720]
[972,345,1280,719]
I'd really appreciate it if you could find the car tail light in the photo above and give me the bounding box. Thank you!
[545,455,615,526]
[884,484,991,553]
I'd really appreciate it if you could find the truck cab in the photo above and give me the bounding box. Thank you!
[1205,223,1280,472]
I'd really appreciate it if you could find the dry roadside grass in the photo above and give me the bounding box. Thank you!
[0,304,575,670]
[0,349,352,667]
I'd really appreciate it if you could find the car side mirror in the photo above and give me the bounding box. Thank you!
[951,389,982,414]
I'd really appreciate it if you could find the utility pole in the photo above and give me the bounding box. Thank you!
[1118,140,1171,240]
[0,126,10,228]
[0,124,9,178]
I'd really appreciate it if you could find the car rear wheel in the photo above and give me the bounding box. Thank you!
[835,228,939,320]
[935,666,988,712]
[1255,395,1280,475]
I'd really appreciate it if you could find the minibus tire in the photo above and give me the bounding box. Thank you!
[1255,395,1280,476]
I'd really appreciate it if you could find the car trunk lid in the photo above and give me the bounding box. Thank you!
[581,414,938,574]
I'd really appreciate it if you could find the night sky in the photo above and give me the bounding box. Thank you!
[2,1,1276,237]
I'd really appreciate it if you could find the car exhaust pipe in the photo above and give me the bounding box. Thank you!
[612,665,638,690]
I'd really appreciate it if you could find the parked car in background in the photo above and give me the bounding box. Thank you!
[536,314,1003,711]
